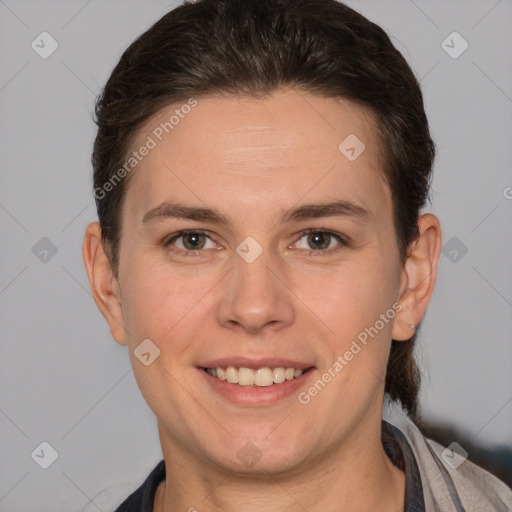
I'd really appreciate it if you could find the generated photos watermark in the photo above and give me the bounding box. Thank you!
[298,302,403,405]
[94,98,198,201]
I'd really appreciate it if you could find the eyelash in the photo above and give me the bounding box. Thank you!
[163,228,348,257]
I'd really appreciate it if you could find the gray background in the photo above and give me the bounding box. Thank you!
[1,0,511,510]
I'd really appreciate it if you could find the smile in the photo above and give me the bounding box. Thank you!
[199,365,316,406]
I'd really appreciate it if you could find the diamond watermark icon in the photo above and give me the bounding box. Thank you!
[236,236,263,264]
[338,134,366,162]
[442,236,468,264]
[32,237,58,263]
[441,32,468,59]
[441,442,468,469]
[134,338,161,366]
[31,32,59,59]
[237,442,262,468]
[31,441,59,469]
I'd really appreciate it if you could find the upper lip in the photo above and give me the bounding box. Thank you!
[199,357,315,370]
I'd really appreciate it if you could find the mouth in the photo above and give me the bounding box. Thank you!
[197,361,316,406]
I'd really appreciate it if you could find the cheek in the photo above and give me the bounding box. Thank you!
[119,260,207,410]
[306,253,398,334]
[298,259,399,412]
[120,257,192,338]
[119,255,225,362]
[303,250,400,398]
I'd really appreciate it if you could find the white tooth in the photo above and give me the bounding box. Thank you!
[255,367,274,386]
[218,366,302,385]
[225,366,239,384]
[238,367,256,385]
[273,367,286,384]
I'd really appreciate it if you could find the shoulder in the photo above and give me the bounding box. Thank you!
[385,406,512,511]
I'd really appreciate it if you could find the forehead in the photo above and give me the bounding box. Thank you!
[122,89,391,228]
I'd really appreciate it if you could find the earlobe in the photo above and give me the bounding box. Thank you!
[82,222,128,345]
[392,214,442,341]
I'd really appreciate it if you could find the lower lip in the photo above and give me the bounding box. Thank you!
[198,368,316,406]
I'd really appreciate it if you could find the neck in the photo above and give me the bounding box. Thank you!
[154,422,405,512]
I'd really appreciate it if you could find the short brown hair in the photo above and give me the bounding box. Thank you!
[92,0,435,417]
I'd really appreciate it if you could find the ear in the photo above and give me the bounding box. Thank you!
[392,213,442,341]
[82,222,128,345]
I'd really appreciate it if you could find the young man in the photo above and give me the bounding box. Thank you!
[83,0,512,510]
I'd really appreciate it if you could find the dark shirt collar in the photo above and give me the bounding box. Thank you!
[382,420,426,511]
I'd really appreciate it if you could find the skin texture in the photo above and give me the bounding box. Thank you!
[83,89,442,512]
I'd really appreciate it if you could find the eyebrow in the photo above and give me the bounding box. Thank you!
[141,200,372,227]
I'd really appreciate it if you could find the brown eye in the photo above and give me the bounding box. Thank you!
[165,230,216,254]
[307,231,332,250]
[294,229,346,254]
[180,232,206,250]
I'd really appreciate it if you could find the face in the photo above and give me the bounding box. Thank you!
[109,90,406,474]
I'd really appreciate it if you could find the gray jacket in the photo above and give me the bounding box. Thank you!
[385,406,512,511]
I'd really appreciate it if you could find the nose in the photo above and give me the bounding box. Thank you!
[216,246,295,335]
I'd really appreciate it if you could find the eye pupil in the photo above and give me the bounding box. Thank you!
[183,233,205,250]
[308,232,330,250]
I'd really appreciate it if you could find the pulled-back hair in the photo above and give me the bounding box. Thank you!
[92,0,435,417]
